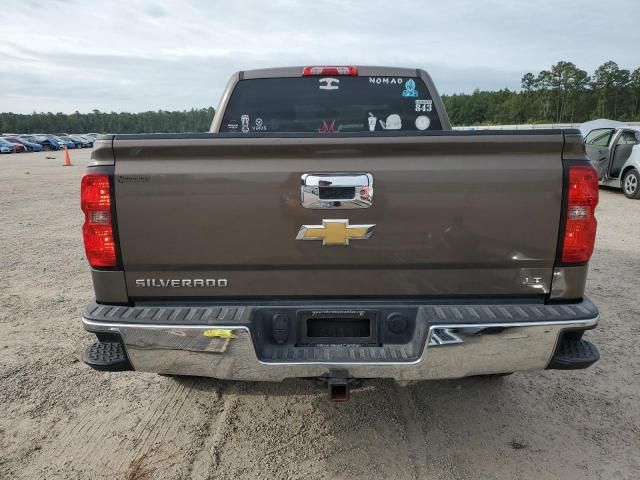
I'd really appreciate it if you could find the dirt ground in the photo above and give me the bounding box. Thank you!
[1,149,639,480]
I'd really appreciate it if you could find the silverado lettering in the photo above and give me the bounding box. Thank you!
[134,278,228,288]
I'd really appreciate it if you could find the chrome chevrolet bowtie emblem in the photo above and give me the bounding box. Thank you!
[296,219,375,246]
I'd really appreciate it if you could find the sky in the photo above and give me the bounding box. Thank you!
[1,0,638,114]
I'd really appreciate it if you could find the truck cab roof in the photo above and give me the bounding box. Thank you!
[238,65,421,79]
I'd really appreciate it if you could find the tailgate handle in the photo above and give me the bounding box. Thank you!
[301,173,373,209]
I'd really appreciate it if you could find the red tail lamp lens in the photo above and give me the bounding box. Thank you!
[561,166,598,263]
[81,174,116,267]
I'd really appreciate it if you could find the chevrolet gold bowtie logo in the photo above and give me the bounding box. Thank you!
[296,219,375,246]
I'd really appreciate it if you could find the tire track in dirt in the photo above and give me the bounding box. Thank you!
[394,383,430,480]
[116,379,188,472]
[156,384,194,444]
[190,383,239,480]
[50,412,95,461]
[23,377,202,479]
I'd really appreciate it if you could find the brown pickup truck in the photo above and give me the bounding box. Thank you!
[81,66,600,400]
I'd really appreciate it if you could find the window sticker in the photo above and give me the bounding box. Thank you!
[415,115,430,131]
[415,99,433,112]
[402,79,418,97]
[317,120,339,133]
[227,120,239,131]
[368,77,404,85]
[319,78,339,90]
[253,117,267,131]
[241,115,250,133]
[379,114,402,130]
[368,112,377,132]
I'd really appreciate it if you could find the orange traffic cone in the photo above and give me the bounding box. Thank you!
[63,146,72,166]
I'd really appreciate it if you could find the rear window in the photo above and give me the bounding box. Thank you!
[220,76,442,134]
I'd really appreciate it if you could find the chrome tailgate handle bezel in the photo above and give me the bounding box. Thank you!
[301,173,373,209]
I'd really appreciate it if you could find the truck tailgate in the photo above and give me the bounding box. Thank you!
[112,132,563,298]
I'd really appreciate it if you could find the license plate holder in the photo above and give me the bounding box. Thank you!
[298,310,378,346]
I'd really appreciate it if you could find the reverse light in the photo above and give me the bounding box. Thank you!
[561,165,598,263]
[302,66,358,76]
[81,173,116,267]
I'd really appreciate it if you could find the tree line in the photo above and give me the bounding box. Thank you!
[1,60,639,132]
[0,108,216,134]
[443,60,640,125]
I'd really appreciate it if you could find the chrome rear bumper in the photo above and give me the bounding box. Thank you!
[81,299,599,381]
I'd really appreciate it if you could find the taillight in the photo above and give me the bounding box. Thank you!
[81,173,116,267]
[302,66,358,76]
[561,165,598,263]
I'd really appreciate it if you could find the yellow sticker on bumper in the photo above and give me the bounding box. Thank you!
[203,329,236,339]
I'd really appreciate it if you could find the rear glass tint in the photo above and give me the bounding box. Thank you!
[220,76,442,134]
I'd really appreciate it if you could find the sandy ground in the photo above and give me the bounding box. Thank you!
[0,149,639,480]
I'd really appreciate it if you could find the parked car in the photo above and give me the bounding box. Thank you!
[44,135,66,149]
[22,135,62,151]
[70,134,93,148]
[0,137,26,152]
[582,119,640,199]
[54,135,76,149]
[12,142,26,153]
[0,138,16,153]
[5,136,44,152]
[58,135,81,148]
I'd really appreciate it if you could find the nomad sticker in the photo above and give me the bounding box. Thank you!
[368,77,404,85]
[368,112,377,131]
[241,115,250,133]
[415,99,433,112]
[402,79,419,97]
[203,329,236,339]
[319,77,339,90]
[415,115,431,130]
[379,114,402,130]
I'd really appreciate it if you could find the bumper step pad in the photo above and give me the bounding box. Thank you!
[83,341,133,372]
[547,337,600,370]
